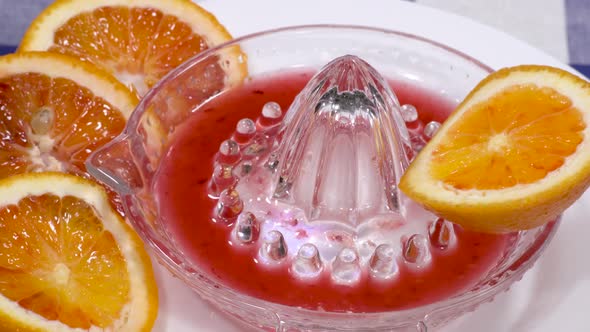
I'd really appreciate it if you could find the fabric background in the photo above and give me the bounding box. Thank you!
[0,0,587,77]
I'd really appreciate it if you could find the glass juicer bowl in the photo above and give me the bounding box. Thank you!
[86,25,560,331]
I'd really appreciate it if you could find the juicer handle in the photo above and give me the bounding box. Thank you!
[85,137,144,195]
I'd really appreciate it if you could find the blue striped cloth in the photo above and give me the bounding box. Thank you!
[1,0,588,78]
[565,0,590,77]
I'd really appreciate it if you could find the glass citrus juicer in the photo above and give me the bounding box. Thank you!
[86,25,559,331]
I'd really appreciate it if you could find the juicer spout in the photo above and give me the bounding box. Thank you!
[85,137,144,194]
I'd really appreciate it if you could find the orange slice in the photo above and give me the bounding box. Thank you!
[399,65,590,233]
[0,51,137,180]
[19,0,247,97]
[0,172,157,331]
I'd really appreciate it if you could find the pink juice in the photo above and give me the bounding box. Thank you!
[154,70,512,312]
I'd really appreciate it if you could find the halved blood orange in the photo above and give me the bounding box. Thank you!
[0,172,157,331]
[0,51,137,180]
[399,65,590,233]
[19,0,247,97]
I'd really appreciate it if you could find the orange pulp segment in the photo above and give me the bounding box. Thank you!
[399,65,590,233]
[19,0,247,97]
[0,172,157,331]
[0,51,137,179]
[432,84,585,190]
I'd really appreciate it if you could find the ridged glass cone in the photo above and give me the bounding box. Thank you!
[212,55,448,274]
[272,55,413,228]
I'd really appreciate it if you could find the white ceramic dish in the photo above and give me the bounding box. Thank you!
[150,1,590,331]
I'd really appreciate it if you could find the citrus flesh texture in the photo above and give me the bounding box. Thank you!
[399,65,590,233]
[19,0,246,97]
[0,52,137,180]
[433,84,583,190]
[0,172,157,331]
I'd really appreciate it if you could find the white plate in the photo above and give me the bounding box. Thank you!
[153,1,590,331]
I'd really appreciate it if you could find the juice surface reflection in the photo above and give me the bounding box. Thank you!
[154,70,513,312]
